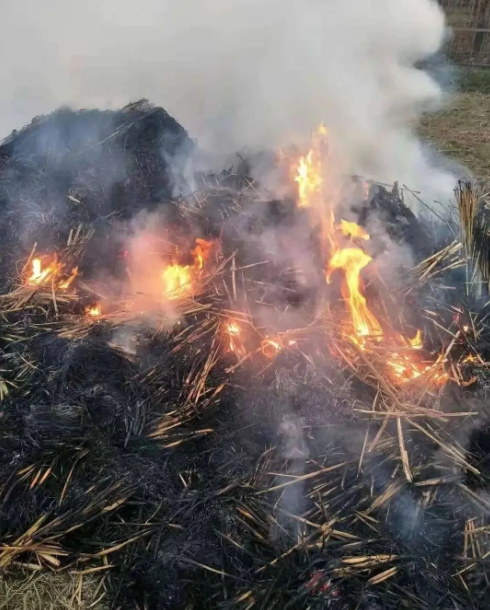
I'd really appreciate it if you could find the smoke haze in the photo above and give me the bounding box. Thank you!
[0,0,453,199]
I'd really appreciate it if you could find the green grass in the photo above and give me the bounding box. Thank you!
[458,68,490,94]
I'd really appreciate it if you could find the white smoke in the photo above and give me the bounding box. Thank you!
[0,0,453,200]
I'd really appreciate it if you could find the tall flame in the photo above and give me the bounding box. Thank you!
[294,125,328,210]
[295,151,322,209]
[327,247,382,341]
[292,125,439,384]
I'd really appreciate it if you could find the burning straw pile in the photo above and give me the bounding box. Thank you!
[1,102,490,610]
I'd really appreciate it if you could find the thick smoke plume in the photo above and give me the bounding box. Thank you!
[1,0,452,199]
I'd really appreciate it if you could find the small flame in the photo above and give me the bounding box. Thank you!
[85,304,102,318]
[27,256,78,290]
[226,321,246,357]
[317,123,328,136]
[58,267,79,290]
[409,330,423,350]
[192,238,215,270]
[339,219,370,241]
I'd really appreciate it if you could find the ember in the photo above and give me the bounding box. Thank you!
[261,337,282,358]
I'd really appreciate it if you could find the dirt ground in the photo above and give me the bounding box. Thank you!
[420,91,490,180]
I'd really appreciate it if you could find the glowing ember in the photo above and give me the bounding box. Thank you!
[327,247,383,341]
[262,338,282,359]
[85,304,102,318]
[26,256,78,290]
[339,219,370,241]
[388,354,438,383]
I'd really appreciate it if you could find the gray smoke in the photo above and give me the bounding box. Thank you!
[0,0,454,201]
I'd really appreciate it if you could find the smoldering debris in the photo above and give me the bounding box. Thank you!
[1,103,490,610]
[0,100,193,290]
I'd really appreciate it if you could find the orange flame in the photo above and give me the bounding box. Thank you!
[26,256,78,290]
[85,304,102,318]
[161,238,216,300]
[327,248,382,341]
[192,238,215,270]
[226,321,246,357]
[262,338,282,359]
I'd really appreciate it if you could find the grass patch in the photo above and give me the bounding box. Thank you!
[458,68,490,94]
[0,569,109,610]
[420,89,490,180]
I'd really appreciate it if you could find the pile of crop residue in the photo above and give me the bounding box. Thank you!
[1,102,490,610]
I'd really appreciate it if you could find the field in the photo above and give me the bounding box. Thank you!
[420,70,490,180]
